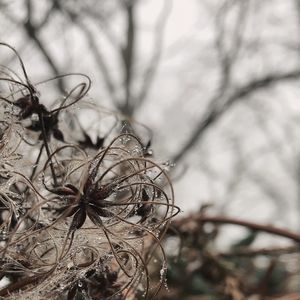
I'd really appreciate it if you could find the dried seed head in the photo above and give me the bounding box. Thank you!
[0,43,179,299]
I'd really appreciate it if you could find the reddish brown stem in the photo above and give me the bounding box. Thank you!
[197,215,300,243]
[220,246,299,257]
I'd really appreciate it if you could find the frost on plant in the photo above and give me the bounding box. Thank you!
[0,43,178,299]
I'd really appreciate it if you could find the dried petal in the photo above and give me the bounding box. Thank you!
[67,285,77,300]
[70,207,86,230]
[52,185,78,196]
[86,206,105,227]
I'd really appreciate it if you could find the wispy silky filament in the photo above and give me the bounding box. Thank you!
[0,43,178,300]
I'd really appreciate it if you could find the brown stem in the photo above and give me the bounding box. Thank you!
[199,215,300,243]
[219,245,299,257]
[174,214,300,243]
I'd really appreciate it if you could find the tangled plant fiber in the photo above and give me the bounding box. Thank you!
[0,43,178,299]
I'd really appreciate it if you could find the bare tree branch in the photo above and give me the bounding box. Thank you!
[79,22,120,106]
[51,1,121,106]
[220,245,299,257]
[215,0,249,89]
[120,0,136,116]
[22,0,65,92]
[174,213,300,243]
[172,70,300,163]
[135,0,172,109]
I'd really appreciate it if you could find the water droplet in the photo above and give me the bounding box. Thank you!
[15,244,23,253]
[0,230,8,241]
[160,263,169,291]
[146,149,153,156]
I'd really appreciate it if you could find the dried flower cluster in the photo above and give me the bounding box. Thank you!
[0,43,178,299]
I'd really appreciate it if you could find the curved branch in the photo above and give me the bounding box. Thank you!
[172,70,300,163]
[180,214,300,243]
